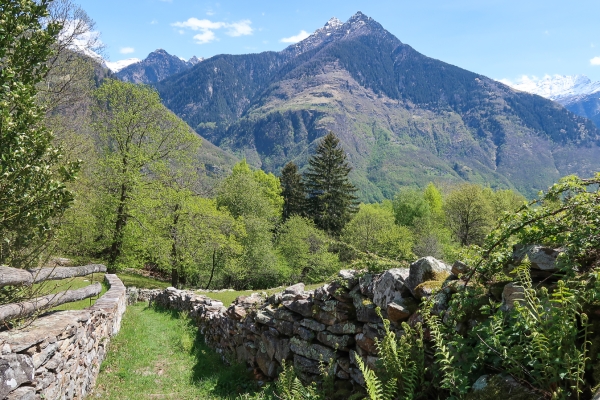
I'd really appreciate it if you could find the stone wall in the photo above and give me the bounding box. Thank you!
[0,274,126,400]
[136,256,469,388]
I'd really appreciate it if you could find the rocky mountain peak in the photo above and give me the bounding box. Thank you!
[283,12,397,58]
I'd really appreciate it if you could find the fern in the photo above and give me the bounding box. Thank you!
[275,360,322,400]
[354,308,425,400]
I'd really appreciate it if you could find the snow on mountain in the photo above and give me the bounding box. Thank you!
[499,74,600,103]
[104,58,141,72]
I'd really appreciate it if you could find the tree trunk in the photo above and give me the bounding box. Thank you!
[108,182,128,273]
[205,249,217,290]
[0,283,102,322]
[169,203,180,288]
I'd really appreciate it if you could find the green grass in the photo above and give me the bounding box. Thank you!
[195,283,325,306]
[94,303,264,399]
[117,272,171,290]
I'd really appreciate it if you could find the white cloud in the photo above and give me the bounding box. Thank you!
[591,57,600,66]
[193,31,217,44]
[206,9,215,16]
[280,30,310,43]
[172,17,252,44]
[150,19,158,25]
[120,47,135,54]
[226,20,252,37]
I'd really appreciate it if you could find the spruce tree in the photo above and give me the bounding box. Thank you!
[304,132,358,235]
[280,162,306,221]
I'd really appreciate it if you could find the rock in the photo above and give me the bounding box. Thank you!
[352,295,381,324]
[325,281,353,303]
[413,280,445,300]
[289,337,335,361]
[274,307,300,322]
[338,270,358,289]
[294,326,315,341]
[451,260,469,276]
[327,322,362,335]
[372,268,410,310]
[284,283,305,295]
[293,354,320,375]
[5,386,36,400]
[0,355,35,399]
[500,283,525,312]
[468,374,543,400]
[282,299,314,317]
[274,319,295,336]
[405,257,451,298]
[300,319,326,332]
[512,244,561,272]
[227,305,247,320]
[317,331,354,351]
[256,349,277,378]
[355,333,378,354]
[359,273,375,297]
[387,302,411,323]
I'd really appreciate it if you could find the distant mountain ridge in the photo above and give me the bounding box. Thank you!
[501,74,600,129]
[115,49,203,84]
[154,12,600,200]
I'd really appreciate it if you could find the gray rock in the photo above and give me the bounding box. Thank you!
[327,322,362,335]
[0,354,34,399]
[359,273,375,297]
[317,331,354,351]
[284,283,305,295]
[300,319,326,332]
[282,299,314,318]
[293,354,320,375]
[289,337,335,361]
[372,268,410,310]
[338,270,358,289]
[501,283,525,312]
[405,257,451,298]
[451,260,469,276]
[512,244,561,272]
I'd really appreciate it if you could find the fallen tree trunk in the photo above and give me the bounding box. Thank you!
[0,264,107,287]
[0,282,102,322]
[0,266,34,287]
[29,264,106,283]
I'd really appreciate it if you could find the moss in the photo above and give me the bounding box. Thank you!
[415,280,445,292]
[465,375,541,400]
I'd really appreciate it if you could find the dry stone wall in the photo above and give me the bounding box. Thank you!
[0,274,126,400]
[138,256,466,387]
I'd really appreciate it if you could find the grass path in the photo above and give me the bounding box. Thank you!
[93,303,261,399]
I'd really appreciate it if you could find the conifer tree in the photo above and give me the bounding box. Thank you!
[304,132,358,235]
[280,162,306,221]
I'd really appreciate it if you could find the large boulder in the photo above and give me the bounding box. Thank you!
[372,268,410,310]
[511,244,561,274]
[500,283,525,312]
[405,257,451,298]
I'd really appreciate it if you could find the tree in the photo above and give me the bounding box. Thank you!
[304,132,358,235]
[0,0,78,268]
[280,162,306,221]
[342,204,414,261]
[92,80,199,272]
[276,216,339,283]
[392,188,431,228]
[444,184,494,246]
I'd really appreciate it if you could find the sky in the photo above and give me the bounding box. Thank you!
[76,0,600,83]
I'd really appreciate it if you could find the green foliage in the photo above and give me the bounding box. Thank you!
[0,0,78,268]
[444,183,494,247]
[92,79,200,272]
[275,360,323,400]
[276,216,340,284]
[304,132,359,235]
[355,309,426,400]
[281,161,306,221]
[342,204,414,261]
[393,188,431,228]
[425,260,592,399]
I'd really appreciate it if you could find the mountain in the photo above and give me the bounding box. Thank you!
[155,12,600,200]
[115,49,203,84]
[501,75,600,128]
[104,57,141,72]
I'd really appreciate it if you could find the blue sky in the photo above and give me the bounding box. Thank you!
[77,0,600,82]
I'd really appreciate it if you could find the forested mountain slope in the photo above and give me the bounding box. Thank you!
[155,12,600,200]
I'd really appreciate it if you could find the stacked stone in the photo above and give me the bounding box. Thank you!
[0,274,126,400]
[146,257,463,387]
